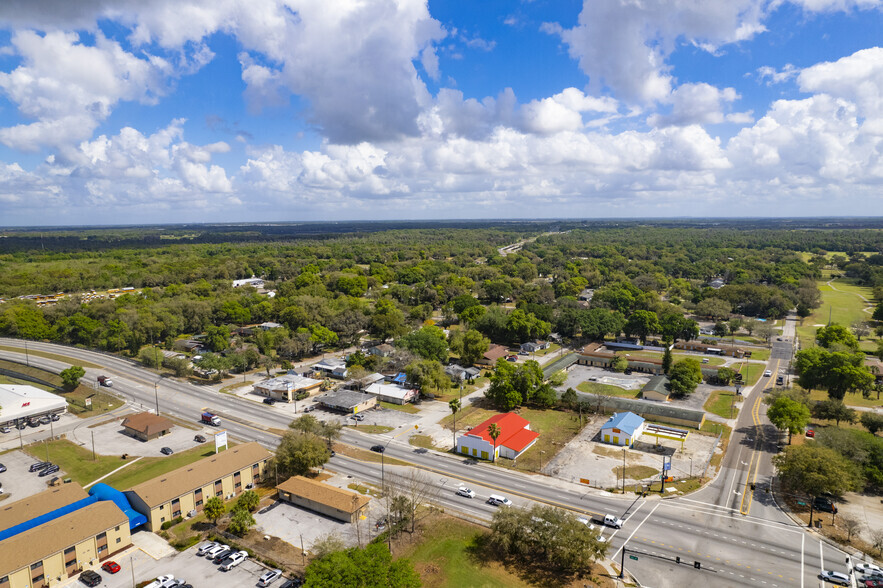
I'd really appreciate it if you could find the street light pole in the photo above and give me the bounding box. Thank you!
[622,447,626,494]
[154,382,160,415]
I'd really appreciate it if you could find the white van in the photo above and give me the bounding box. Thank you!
[486,494,512,507]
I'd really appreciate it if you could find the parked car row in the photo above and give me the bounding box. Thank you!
[143,574,192,588]
[29,461,60,476]
[195,542,249,571]
[1,414,60,432]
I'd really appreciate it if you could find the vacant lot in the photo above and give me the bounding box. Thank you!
[704,389,739,419]
[796,278,876,349]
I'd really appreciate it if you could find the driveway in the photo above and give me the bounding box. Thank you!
[70,417,210,457]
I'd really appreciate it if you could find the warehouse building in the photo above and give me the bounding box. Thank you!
[252,373,323,402]
[125,442,272,532]
[317,389,377,414]
[0,483,137,588]
[276,476,371,523]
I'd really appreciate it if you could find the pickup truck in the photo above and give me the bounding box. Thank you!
[592,514,624,529]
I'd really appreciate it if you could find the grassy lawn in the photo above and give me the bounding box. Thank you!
[333,443,410,466]
[219,380,254,394]
[796,278,875,348]
[577,381,640,398]
[102,444,229,490]
[24,439,130,487]
[807,388,883,409]
[613,465,658,480]
[64,387,123,417]
[0,346,102,369]
[380,401,420,413]
[409,434,446,451]
[344,424,393,434]
[704,389,740,419]
[699,422,732,469]
[401,516,535,588]
[733,362,763,386]
[742,348,770,361]
[440,404,496,430]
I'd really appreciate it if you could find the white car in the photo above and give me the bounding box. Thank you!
[764,369,772,377]
[220,550,248,571]
[487,494,512,507]
[456,487,476,498]
[258,569,283,586]
[143,576,175,588]
[204,544,228,559]
[855,563,882,575]
[195,541,217,556]
[818,570,850,586]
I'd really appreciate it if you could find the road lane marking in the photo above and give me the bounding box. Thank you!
[819,539,824,573]
[611,502,659,561]
[801,533,805,588]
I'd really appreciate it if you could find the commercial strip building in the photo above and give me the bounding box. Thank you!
[456,412,539,461]
[364,382,418,405]
[125,442,272,532]
[252,373,323,402]
[276,476,371,524]
[0,385,67,427]
[577,343,664,375]
[317,389,377,414]
[0,484,139,588]
[121,412,174,441]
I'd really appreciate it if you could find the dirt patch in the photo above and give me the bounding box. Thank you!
[612,465,658,480]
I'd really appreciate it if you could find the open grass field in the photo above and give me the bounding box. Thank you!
[577,381,640,398]
[704,389,739,419]
[401,516,535,588]
[25,439,129,487]
[807,387,883,409]
[733,362,764,386]
[796,278,876,348]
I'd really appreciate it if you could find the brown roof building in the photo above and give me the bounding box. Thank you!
[125,442,272,532]
[121,412,174,442]
[0,487,131,588]
[478,344,510,366]
[276,476,371,523]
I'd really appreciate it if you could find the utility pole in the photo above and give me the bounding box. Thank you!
[300,533,306,566]
[91,430,96,461]
[24,339,30,367]
[622,447,626,494]
[154,382,160,415]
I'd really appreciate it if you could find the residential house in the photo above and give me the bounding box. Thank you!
[477,344,510,366]
[367,343,395,357]
[519,341,550,353]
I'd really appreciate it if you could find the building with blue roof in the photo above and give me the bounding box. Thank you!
[600,411,646,447]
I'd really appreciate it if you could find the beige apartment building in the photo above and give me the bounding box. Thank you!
[125,442,272,532]
[0,485,131,588]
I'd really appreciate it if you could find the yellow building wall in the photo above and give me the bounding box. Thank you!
[8,568,31,588]
[75,537,98,569]
[106,524,132,554]
[41,552,64,585]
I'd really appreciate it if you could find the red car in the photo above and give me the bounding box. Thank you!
[806,429,815,438]
[101,561,120,574]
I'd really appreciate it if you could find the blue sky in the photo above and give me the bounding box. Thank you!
[0,0,882,226]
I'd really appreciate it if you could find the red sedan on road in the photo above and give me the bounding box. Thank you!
[101,561,120,574]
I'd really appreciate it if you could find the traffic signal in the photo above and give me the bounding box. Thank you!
[694,561,701,570]
[676,556,680,564]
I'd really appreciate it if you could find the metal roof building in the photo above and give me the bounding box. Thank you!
[0,384,67,427]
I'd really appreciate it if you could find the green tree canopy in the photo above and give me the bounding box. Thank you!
[203,496,226,525]
[767,396,811,442]
[304,542,421,588]
[405,359,450,395]
[810,399,856,426]
[795,347,874,400]
[398,326,448,362]
[272,430,331,478]
[227,506,256,536]
[659,314,699,343]
[816,324,860,351]
[668,358,703,397]
[623,310,660,344]
[60,365,85,389]
[772,443,862,497]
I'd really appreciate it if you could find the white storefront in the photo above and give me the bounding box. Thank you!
[0,384,67,426]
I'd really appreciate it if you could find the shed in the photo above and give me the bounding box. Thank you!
[641,376,670,402]
[121,412,174,442]
[599,412,645,447]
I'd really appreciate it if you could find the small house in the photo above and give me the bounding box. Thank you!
[121,412,174,442]
[519,341,550,353]
[641,376,670,402]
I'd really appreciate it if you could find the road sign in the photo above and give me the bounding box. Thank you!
[579,478,591,485]
[663,462,671,471]
[629,555,638,561]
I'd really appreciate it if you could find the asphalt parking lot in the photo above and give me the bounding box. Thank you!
[0,449,64,502]
[84,538,280,588]
[71,417,213,458]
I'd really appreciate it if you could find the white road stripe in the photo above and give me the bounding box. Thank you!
[612,502,659,561]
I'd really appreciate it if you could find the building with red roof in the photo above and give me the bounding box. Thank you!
[456,412,539,461]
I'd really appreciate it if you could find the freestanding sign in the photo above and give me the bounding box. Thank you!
[214,430,228,453]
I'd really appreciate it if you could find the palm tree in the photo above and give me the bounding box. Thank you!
[449,399,461,447]
[487,423,501,463]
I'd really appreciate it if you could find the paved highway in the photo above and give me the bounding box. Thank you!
[0,337,851,587]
